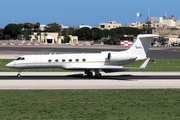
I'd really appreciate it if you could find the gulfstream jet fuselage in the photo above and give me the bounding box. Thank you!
[6,34,159,78]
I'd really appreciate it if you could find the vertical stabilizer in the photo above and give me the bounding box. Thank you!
[127,34,159,57]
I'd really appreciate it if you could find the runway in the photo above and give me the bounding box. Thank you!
[1,45,180,59]
[0,72,180,89]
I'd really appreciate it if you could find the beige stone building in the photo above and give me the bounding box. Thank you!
[152,26,180,35]
[176,19,180,27]
[100,20,121,29]
[30,32,78,44]
[163,13,177,27]
[163,19,176,27]
[126,13,179,29]
[126,17,163,29]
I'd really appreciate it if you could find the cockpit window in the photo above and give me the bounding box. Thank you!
[16,57,22,60]
[21,57,25,60]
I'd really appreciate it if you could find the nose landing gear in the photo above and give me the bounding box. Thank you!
[17,69,23,77]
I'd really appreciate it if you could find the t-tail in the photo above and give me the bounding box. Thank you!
[127,34,159,61]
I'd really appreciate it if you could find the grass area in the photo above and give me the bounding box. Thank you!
[125,59,180,71]
[1,59,180,72]
[0,89,180,119]
[175,49,180,52]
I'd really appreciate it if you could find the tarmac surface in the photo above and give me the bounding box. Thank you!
[0,72,180,89]
[1,45,180,59]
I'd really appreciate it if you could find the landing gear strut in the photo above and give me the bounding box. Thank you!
[95,69,101,78]
[17,69,23,77]
[85,70,93,77]
[85,70,101,78]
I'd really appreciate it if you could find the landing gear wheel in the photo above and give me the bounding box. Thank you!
[17,74,21,78]
[87,72,93,77]
[17,69,23,78]
[95,73,101,78]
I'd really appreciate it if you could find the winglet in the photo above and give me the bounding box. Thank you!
[139,58,150,69]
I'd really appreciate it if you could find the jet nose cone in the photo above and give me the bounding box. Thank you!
[6,62,15,68]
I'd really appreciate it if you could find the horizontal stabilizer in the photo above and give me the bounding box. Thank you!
[139,58,150,69]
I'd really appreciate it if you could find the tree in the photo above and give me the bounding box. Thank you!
[4,34,10,40]
[37,31,41,41]
[102,29,112,37]
[0,29,4,39]
[67,27,75,35]
[108,27,142,36]
[62,28,68,36]
[74,27,92,40]
[0,32,3,39]
[23,23,30,30]
[23,31,31,40]
[29,23,34,30]
[4,24,21,39]
[34,22,40,31]
[91,28,103,40]
[44,22,61,32]
[18,23,24,30]
[43,33,47,43]
[64,34,71,43]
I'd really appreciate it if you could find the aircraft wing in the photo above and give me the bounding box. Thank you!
[66,65,135,72]
[68,65,135,70]
[66,58,150,72]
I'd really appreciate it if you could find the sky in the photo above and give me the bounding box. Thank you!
[0,0,180,27]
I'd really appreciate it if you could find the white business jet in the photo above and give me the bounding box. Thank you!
[6,34,158,78]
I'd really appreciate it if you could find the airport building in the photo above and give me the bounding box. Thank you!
[18,32,78,44]
[99,20,121,29]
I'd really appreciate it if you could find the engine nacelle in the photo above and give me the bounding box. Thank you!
[106,52,136,62]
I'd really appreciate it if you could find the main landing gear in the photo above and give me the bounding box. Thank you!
[17,69,23,77]
[85,70,102,78]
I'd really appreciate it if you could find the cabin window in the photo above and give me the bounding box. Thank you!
[69,59,72,62]
[48,59,52,62]
[75,59,79,62]
[21,57,25,60]
[82,58,86,62]
[55,59,59,62]
[62,59,65,62]
[16,57,22,60]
